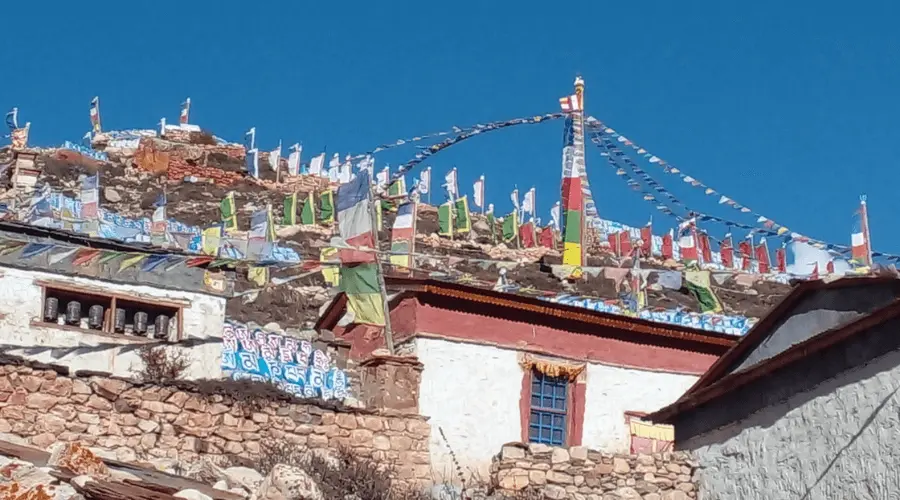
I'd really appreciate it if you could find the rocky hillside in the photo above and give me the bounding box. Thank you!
[0,131,793,333]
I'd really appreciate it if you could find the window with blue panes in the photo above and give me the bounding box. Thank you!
[528,370,568,446]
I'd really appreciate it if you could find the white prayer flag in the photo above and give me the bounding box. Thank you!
[473,175,485,209]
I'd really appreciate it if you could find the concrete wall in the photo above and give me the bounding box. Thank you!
[0,266,226,380]
[414,337,698,480]
[681,318,900,499]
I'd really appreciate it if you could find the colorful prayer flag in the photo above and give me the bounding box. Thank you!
[454,196,471,233]
[300,192,315,225]
[220,192,237,230]
[319,190,335,224]
[283,193,298,226]
[340,263,385,326]
[390,202,416,269]
[336,170,374,263]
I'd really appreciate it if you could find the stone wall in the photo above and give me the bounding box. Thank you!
[492,442,697,500]
[0,359,433,487]
[134,138,245,186]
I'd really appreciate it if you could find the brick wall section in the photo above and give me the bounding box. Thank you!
[0,360,433,487]
[492,442,698,500]
[134,138,246,186]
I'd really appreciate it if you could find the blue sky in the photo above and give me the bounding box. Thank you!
[4,0,900,256]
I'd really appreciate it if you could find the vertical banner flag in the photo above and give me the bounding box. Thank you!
[851,195,872,267]
[336,169,375,263]
[319,190,335,224]
[662,229,674,260]
[220,191,237,230]
[755,238,771,274]
[522,187,535,219]
[502,211,519,243]
[390,201,416,269]
[287,144,302,176]
[283,193,298,225]
[246,148,259,178]
[438,202,453,237]
[560,116,583,266]
[180,98,191,124]
[300,192,315,225]
[678,219,698,264]
[388,176,406,197]
[376,167,389,193]
[151,192,167,246]
[560,77,586,266]
[720,233,735,269]
[697,232,713,264]
[339,155,353,184]
[739,234,753,271]
[309,153,325,176]
[486,203,496,242]
[510,188,519,213]
[550,202,560,231]
[419,167,431,195]
[640,220,652,257]
[80,174,99,218]
[776,243,787,273]
[473,175,485,211]
[444,168,458,199]
[328,154,341,182]
[520,221,535,248]
[159,117,166,137]
[269,142,282,171]
[454,196,471,233]
[5,108,18,131]
[90,98,101,134]
[359,155,375,183]
[10,123,30,150]
[244,127,256,151]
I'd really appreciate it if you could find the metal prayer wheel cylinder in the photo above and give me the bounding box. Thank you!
[114,309,126,333]
[88,305,104,330]
[154,315,170,339]
[65,301,81,325]
[44,297,58,322]
[134,312,148,334]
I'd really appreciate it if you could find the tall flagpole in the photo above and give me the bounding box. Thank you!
[574,76,586,265]
[861,194,872,267]
[368,183,395,354]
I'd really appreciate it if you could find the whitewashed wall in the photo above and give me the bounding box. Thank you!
[414,337,699,478]
[415,338,523,479]
[581,364,697,451]
[0,266,226,379]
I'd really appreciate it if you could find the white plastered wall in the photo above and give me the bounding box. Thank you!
[414,337,700,478]
[0,266,226,379]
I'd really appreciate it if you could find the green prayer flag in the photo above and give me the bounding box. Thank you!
[282,193,297,226]
[300,192,315,225]
[502,211,519,242]
[684,270,723,313]
[454,196,471,233]
[340,263,386,326]
[438,202,452,236]
[319,190,334,224]
[220,192,237,230]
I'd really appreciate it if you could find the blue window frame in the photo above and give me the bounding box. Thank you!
[528,370,568,446]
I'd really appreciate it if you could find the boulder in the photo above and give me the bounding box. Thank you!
[224,466,264,492]
[174,490,214,500]
[252,464,322,500]
[47,443,109,479]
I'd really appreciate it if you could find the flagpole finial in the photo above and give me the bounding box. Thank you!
[574,76,585,94]
[860,194,867,204]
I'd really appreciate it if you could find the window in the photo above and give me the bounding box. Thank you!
[36,281,185,341]
[528,370,569,446]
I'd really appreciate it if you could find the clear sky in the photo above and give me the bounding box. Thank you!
[4,0,899,257]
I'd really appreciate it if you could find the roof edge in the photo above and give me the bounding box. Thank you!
[649,298,900,424]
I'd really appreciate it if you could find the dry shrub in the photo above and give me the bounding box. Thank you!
[222,440,428,500]
[136,346,190,383]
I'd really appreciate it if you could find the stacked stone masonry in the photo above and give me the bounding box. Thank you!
[0,362,433,487]
[492,442,698,500]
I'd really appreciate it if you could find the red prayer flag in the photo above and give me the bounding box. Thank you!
[640,225,652,256]
[662,233,673,259]
[618,231,632,258]
[720,237,734,269]
[776,247,787,273]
